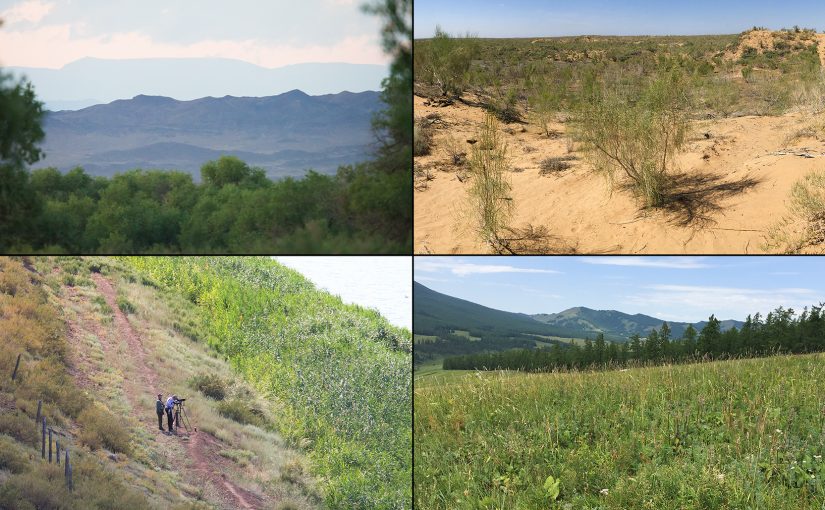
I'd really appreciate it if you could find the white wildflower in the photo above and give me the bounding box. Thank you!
[600,488,609,496]
[716,473,725,482]
[775,429,782,434]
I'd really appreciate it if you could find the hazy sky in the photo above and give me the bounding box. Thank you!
[276,256,411,330]
[0,0,389,68]
[415,0,825,38]
[415,256,825,323]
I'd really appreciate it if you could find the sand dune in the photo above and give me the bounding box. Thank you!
[414,95,825,254]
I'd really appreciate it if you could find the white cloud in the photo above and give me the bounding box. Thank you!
[415,258,561,277]
[1,0,54,25]
[0,25,387,68]
[627,284,821,320]
[581,256,711,269]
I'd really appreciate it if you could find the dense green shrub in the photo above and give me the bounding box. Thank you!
[189,373,226,400]
[216,399,265,428]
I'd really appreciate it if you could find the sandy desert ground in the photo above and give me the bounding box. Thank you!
[414,93,825,254]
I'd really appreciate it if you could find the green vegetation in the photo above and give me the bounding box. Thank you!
[443,304,825,371]
[189,373,227,400]
[122,257,412,509]
[575,70,691,207]
[466,113,515,251]
[415,352,825,509]
[1,0,411,254]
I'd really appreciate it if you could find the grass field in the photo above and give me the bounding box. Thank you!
[415,353,825,509]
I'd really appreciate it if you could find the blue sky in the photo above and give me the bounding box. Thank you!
[414,0,825,38]
[414,257,825,323]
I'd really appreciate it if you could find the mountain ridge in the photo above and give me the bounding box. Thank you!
[9,57,389,110]
[414,282,745,360]
[36,89,382,179]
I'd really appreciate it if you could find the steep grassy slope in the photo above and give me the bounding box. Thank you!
[1,256,321,509]
[123,257,412,509]
[415,354,825,509]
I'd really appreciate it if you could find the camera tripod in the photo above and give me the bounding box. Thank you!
[174,399,192,433]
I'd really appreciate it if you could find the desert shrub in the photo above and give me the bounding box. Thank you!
[116,295,135,314]
[466,113,514,250]
[486,87,523,123]
[539,156,576,175]
[443,135,466,166]
[413,120,433,156]
[697,76,741,117]
[15,359,87,419]
[62,274,75,287]
[189,373,226,400]
[78,405,130,454]
[414,26,479,97]
[216,399,265,428]
[530,80,562,137]
[0,435,30,474]
[766,170,825,252]
[0,412,40,446]
[574,69,691,208]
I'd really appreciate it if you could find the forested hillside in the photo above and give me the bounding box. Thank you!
[444,306,825,372]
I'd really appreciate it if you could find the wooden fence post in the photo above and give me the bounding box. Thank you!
[11,353,21,381]
[48,428,52,463]
[35,400,42,426]
[41,417,46,459]
[64,450,71,491]
[68,454,73,492]
[56,440,60,465]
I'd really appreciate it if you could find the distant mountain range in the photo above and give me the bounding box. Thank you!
[414,282,744,361]
[532,307,744,340]
[9,57,388,110]
[35,89,382,179]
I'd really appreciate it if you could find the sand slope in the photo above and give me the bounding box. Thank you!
[414,95,825,254]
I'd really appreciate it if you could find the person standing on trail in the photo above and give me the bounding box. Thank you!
[166,394,175,432]
[156,394,165,431]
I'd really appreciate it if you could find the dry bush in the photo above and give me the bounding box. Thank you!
[443,135,466,166]
[0,412,39,445]
[765,169,825,252]
[465,113,514,251]
[78,405,131,454]
[413,120,434,156]
[539,156,576,175]
[574,70,691,208]
[529,80,562,137]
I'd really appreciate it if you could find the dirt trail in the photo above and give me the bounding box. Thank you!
[70,272,266,510]
[816,33,825,68]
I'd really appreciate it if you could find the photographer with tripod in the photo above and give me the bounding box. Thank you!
[165,395,176,433]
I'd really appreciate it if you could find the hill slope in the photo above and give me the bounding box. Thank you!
[10,57,388,109]
[414,281,578,338]
[37,90,382,179]
[0,256,321,509]
[0,256,410,509]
